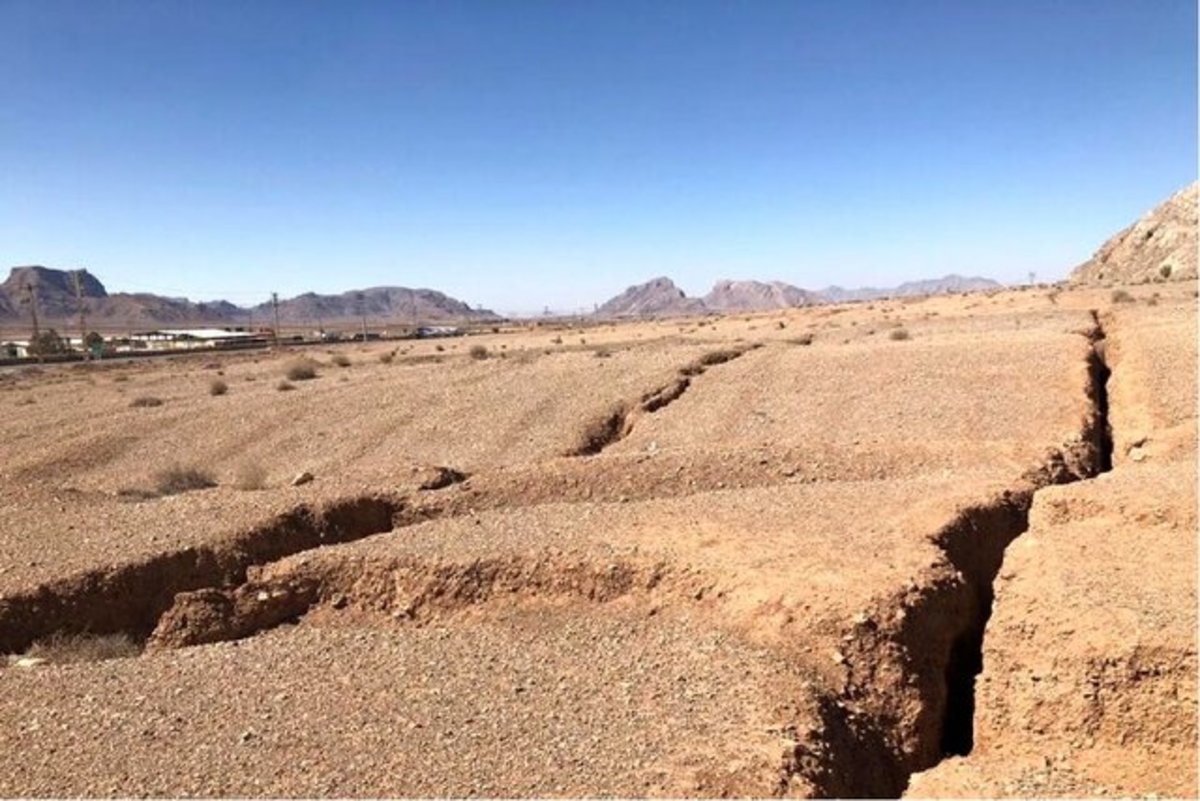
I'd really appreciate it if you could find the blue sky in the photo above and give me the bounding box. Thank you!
[1,1,1195,312]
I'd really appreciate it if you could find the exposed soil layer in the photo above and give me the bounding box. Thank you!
[0,283,1194,797]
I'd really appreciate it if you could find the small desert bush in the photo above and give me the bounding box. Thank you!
[594,349,612,358]
[379,350,397,364]
[789,333,814,346]
[208,379,228,396]
[1111,289,1135,304]
[24,632,139,664]
[1160,263,1173,279]
[276,380,295,392]
[233,462,268,491]
[889,328,911,341]
[469,344,490,360]
[331,353,351,368]
[130,396,163,408]
[284,358,319,381]
[154,464,217,496]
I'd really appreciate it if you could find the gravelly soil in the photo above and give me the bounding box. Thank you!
[1,606,806,797]
[0,281,1194,797]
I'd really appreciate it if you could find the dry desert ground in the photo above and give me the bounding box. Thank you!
[0,282,1195,797]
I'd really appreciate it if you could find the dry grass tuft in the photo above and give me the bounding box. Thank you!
[469,344,490,360]
[276,380,295,392]
[23,632,140,664]
[284,358,319,380]
[331,353,351,367]
[130,396,163,408]
[889,328,911,341]
[153,464,217,496]
[1111,289,1135,303]
[789,333,814,346]
[379,350,397,364]
[208,379,228,396]
[233,462,268,490]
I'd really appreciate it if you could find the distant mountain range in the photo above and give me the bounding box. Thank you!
[595,274,1002,318]
[0,266,497,329]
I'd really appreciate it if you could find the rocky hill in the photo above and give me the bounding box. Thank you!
[1069,182,1198,285]
[253,287,488,324]
[702,280,815,311]
[595,277,707,317]
[595,274,1002,317]
[0,266,496,328]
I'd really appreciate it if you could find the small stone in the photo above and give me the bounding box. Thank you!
[831,650,846,665]
[239,729,255,744]
[13,657,48,669]
[291,471,314,486]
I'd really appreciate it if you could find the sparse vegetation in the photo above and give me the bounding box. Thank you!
[27,329,67,357]
[379,350,397,364]
[233,462,268,490]
[469,344,490,360]
[284,358,319,380]
[789,333,814,346]
[130,396,163,408]
[276,380,295,391]
[1111,289,1135,304]
[23,633,140,664]
[331,353,351,367]
[208,379,228,396]
[153,464,217,496]
[1160,263,1173,279]
[889,328,911,341]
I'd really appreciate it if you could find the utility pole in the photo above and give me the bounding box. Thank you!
[72,271,88,359]
[24,282,41,362]
[271,292,281,348]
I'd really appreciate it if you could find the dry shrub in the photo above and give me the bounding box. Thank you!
[130,396,163,408]
[789,333,814,346]
[379,350,397,364]
[284,358,319,380]
[24,633,139,664]
[469,344,490,360]
[1111,289,1135,304]
[233,462,268,490]
[208,379,228,396]
[889,328,911,341]
[276,380,295,392]
[331,353,351,367]
[153,464,217,496]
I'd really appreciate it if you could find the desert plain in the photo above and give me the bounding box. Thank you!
[0,281,1195,797]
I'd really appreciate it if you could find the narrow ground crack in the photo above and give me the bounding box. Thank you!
[566,345,757,456]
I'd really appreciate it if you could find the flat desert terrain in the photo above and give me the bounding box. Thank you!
[0,282,1195,797]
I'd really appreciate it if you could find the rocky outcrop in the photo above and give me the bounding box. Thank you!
[702,280,815,311]
[595,277,707,317]
[1070,182,1198,285]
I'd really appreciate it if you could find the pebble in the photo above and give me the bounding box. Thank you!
[13,657,48,669]
[291,471,314,486]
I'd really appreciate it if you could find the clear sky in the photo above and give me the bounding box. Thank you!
[1,1,1195,313]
